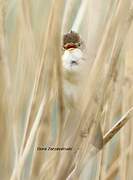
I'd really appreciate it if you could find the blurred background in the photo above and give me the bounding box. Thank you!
[1,0,133,179]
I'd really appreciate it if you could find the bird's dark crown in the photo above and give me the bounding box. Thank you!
[63,31,82,50]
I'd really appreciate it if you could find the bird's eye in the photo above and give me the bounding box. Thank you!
[78,43,81,46]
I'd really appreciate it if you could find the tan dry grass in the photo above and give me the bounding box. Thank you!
[1,0,133,180]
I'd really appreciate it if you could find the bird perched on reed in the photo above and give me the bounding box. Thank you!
[62,30,103,149]
[62,31,86,107]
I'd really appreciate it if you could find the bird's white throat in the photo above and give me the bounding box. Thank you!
[62,48,85,73]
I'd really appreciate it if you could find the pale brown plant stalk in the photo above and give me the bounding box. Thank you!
[0,1,13,179]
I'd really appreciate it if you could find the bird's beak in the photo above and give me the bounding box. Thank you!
[63,43,78,50]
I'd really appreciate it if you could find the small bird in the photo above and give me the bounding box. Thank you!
[62,31,86,108]
[62,31,103,149]
[62,30,85,73]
